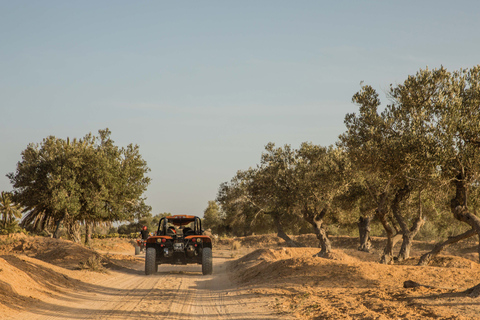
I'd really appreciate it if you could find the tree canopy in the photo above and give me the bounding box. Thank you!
[217,65,480,264]
[8,129,151,242]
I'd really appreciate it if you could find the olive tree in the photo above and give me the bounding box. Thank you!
[247,143,304,246]
[409,66,480,264]
[8,129,151,244]
[339,84,429,263]
[217,169,274,236]
[294,143,351,256]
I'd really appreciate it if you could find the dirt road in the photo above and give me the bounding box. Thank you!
[7,256,283,320]
[4,235,480,319]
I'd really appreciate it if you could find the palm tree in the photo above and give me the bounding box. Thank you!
[0,191,22,229]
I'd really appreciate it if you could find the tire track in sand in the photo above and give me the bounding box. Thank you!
[13,257,287,320]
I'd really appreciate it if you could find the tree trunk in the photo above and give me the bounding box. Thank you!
[397,189,425,261]
[53,218,63,239]
[377,211,401,264]
[380,232,402,264]
[85,222,92,246]
[390,185,426,262]
[358,216,372,252]
[302,207,331,257]
[375,192,401,264]
[65,219,81,243]
[398,232,416,262]
[272,214,302,247]
[450,176,480,262]
[397,215,425,262]
[315,226,332,257]
[418,228,476,266]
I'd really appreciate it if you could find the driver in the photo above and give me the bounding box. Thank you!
[167,226,177,235]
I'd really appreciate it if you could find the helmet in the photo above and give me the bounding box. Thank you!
[142,226,147,230]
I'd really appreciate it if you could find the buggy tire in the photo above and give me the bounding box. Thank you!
[145,247,156,275]
[202,247,213,275]
[135,245,140,255]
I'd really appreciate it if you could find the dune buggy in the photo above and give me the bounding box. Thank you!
[144,215,213,275]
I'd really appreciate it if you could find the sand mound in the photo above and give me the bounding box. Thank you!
[1,235,101,269]
[429,255,478,269]
[0,235,141,315]
[0,254,83,313]
[0,235,142,271]
[394,254,479,269]
[227,244,480,319]
[90,238,137,254]
[230,248,367,288]
[236,247,359,264]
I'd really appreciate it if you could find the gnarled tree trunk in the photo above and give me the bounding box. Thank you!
[446,171,480,295]
[302,207,331,257]
[378,214,402,264]
[418,228,476,266]
[380,231,402,264]
[357,216,372,252]
[392,186,425,262]
[375,192,401,264]
[450,176,480,262]
[272,214,303,247]
[64,215,81,243]
[397,216,425,262]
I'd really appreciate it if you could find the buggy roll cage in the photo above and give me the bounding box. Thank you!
[157,215,202,236]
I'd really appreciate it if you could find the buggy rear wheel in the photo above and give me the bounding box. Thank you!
[202,247,213,275]
[145,247,156,275]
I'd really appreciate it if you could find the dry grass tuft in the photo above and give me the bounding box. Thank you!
[231,240,241,251]
[79,256,107,273]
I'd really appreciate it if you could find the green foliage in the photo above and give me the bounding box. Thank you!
[0,191,23,234]
[217,143,343,238]
[202,200,223,234]
[218,65,480,247]
[116,212,171,236]
[0,220,22,235]
[217,169,276,236]
[91,232,137,239]
[8,129,151,240]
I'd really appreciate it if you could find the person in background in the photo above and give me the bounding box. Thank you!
[140,225,149,240]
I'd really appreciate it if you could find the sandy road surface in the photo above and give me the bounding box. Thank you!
[7,256,284,320]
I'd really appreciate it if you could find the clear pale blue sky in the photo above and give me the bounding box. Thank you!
[1,1,479,217]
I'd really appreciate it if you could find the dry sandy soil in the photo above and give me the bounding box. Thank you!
[1,233,480,319]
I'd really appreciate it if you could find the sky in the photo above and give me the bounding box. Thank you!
[1,1,480,217]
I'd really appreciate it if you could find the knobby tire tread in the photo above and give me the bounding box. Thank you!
[202,247,213,275]
[145,247,156,275]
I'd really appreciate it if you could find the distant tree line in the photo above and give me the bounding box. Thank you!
[114,212,171,235]
[210,65,480,264]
